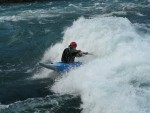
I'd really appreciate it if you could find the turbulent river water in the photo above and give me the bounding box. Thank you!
[0,0,150,113]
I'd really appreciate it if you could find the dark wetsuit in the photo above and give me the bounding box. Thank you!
[61,47,82,63]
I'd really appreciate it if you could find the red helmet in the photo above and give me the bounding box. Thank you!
[70,42,77,47]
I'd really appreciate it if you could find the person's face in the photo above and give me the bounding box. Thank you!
[70,46,76,50]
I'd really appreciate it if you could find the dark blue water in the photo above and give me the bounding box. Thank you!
[0,0,150,113]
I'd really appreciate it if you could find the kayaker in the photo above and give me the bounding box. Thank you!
[61,42,88,63]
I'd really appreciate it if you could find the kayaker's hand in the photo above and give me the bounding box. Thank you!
[83,52,88,55]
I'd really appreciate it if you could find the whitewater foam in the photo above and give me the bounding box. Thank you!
[46,16,150,113]
[0,103,9,111]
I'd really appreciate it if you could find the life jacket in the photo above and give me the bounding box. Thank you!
[61,47,81,63]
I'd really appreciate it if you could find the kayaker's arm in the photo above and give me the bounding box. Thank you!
[71,50,93,57]
[76,51,89,57]
[82,52,88,55]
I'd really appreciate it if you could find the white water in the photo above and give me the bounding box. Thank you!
[38,16,150,113]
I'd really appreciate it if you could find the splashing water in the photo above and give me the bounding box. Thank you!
[40,16,150,113]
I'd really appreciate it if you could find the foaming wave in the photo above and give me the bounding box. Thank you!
[0,9,59,22]
[32,67,53,79]
[49,16,150,113]
[0,103,9,111]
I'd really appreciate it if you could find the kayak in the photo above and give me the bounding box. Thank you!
[39,62,82,72]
